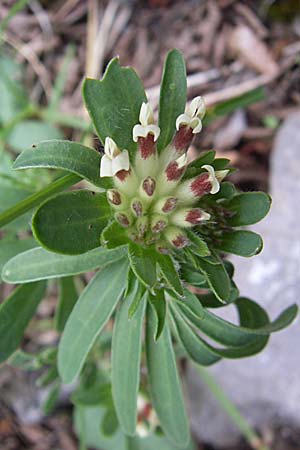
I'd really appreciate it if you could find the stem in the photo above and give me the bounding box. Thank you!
[0,173,80,229]
[195,365,271,450]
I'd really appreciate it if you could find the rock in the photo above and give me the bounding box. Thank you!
[187,113,300,446]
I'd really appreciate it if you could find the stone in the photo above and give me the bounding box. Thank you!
[187,113,300,446]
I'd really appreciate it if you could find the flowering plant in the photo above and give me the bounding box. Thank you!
[0,49,297,448]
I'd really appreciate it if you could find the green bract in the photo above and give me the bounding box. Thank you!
[0,49,298,448]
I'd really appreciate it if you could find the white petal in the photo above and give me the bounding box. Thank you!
[133,124,147,142]
[146,124,160,141]
[175,153,188,168]
[112,150,130,175]
[202,164,220,194]
[104,137,120,159]
[191,117,202,134]
[139,102,154,126]
[201,211,211,221]
[186,96,201,116]
[196,96,206,119]
[176,113,191,130]
[100,154,113,177]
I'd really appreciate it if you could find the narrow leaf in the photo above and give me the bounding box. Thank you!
[32,190,111,255]
[0,237,37,281]
[128,243,157,289]
[148,290,167,340]
[157,49,187,152]
[112,289,146,435]
[2,246,127,283]
[146,305,190,447]
[196,257,231,303]
[156,253,183,297]
[55,277,78,332]
[58,258,129,384]
[0,282,46,363]
[83,58,147,155]
[13,140,111,189]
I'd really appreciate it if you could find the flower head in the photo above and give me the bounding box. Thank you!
[100,137,130,177]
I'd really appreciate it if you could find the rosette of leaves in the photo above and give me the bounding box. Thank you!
[1,50,298,448]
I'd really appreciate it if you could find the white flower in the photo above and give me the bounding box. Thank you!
[133,102,160,142]
[202,164,229,194]
[100,137,130,177]
[176,96,206,134]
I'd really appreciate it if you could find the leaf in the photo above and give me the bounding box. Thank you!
[42,382,60,415]
[196,257,231,303]
[128,243,157,289]
[148,289,167,340]
[32,190,111,255]
[211,181,236,201]
[0,282,46,363]
[180,264,207,287]
[13,140,111,189]
[101,408,119,437]
[83,58,147,156]
[128,278,145,319]
[157,49,187,152]
[72,382,112,407]
[0,237,37,281]
[58,258,129,384]
[214,230,263,257]
[2,245,127,283]
[178,291,298,347]
[146,305,190,448]
[156,253,183,297]
[170,305,220,366]
[55,277,78,332]
[186,230,210,257]
[225,192,271,227]
[101,221,131,249]
[112,289,146,435]
[7,121,63,153]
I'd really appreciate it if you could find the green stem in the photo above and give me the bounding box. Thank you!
[195,365,271,450]
[0,173,80,229]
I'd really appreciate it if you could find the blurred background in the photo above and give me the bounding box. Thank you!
[0,0,299,449]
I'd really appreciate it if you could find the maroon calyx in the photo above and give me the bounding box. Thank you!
[185,208,204,224]
[162,197,178,213]
[107,189,121,206]
[172,234,190,248]
[173,125,194,152]
[115,169,131,182]
[138,134,156,159]
[142,176,156,196]
[190,173,212,197]
[152,220,167,234]
[132,200,143,217]
[165,161,185,182]
[116,213,130,227]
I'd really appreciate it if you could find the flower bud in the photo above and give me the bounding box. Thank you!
[154,197,178,214]
[115,212,131,228]
[157,153,187,196]
[106,189,123,208]
[140,176,156,198]
[156,241,169,254]
[131,198,143,217]
[165,226,190,248]
[113,168,139,197]
[171,208,211,227]
[151,214,168,234]
[136,216,148,237]
[173,125,194,153]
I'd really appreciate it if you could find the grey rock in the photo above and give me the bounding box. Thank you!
[187,113,300,446]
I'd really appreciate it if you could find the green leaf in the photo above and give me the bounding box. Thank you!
[196,257,231,303]
[0,237,37,281]
[211,181,236,201]
[180,264,207,287]
[101,221,131,249]
[83,58,147,155]
[156,253,183,297]
[0,282,46,363]
[148,289,167,340]
[215,230,263,257]
[42,382,60,415]
[2,245,127,283]
[146,305,189,447]
[186,230,210,257]
[128,243,157,289]
[55,277,78,332]
[58,258,129,384]
[72,382,112,407]
[32,190,111,255]
[225,192,271,227]
[101,408,119,437]
[170,305,220,366]
[8,121,63,153]
[128,277,145,319]
[13,140,111,189]
[178,291,298,347]
[157,49,187,152]
[112,289,146,435]
[8,350,43,371]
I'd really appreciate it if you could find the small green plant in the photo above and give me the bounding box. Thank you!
[0,49,297,449]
